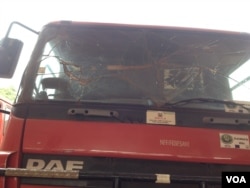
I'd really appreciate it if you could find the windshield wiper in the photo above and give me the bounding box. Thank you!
[164,98,250,112]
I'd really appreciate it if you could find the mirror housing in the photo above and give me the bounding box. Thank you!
[0,38,23,78]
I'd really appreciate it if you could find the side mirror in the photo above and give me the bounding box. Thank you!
[0,38,23,78]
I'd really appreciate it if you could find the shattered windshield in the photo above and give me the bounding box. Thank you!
[31,24,250,107]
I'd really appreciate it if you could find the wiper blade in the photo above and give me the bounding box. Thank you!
[164,98,250,112]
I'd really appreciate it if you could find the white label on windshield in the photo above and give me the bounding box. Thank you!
[146,111,176,125]
[220,133,250,150]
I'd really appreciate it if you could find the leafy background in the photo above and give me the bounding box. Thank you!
[0,87,16,102]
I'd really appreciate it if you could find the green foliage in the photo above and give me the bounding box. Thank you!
[0,87,17,102]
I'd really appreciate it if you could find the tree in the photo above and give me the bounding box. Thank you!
[0,87,17,102]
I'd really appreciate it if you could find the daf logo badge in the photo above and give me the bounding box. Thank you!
[221,134,233,144]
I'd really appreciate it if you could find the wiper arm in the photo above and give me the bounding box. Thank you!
[164,98,250,112]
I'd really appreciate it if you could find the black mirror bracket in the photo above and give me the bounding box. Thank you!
[4,21,39,38]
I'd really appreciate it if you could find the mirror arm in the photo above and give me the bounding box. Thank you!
[5,21,39,38]
[0,109,10,115]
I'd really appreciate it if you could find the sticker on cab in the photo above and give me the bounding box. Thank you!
[38,67,46,74]
[146,110,176,125]
[224,101,250,114]
[220,133,250,150]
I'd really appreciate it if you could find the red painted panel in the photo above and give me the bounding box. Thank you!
[1,116,24,152]
[0,98,12,146]
[23,119,250,165]
[0,115,24,187]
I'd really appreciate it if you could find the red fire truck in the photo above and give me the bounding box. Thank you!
[0,21,250,188]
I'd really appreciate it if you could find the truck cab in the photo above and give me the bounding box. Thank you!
[0,21,250,188]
